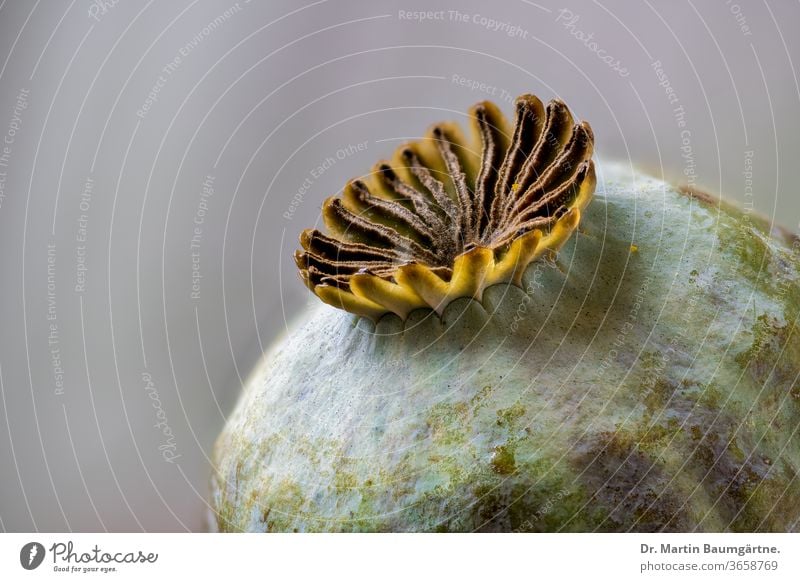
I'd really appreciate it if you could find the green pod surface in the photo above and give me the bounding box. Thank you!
[212,163,800,532]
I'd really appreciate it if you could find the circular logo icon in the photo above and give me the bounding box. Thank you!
[20,542,45,570]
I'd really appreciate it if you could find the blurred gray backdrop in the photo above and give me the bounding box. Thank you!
[0,0,798,531]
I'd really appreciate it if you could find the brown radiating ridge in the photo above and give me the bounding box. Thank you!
[294,93,596,321]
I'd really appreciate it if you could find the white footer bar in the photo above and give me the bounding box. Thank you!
[1,533,798,581]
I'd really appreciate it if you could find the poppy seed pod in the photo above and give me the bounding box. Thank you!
[211,95,800,532]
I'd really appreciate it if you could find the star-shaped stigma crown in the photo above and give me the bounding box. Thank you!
[294,93,596,321]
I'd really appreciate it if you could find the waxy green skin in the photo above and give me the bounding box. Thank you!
[212,164,800,532]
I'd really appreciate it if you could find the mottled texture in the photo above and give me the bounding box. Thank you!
[212,163,800,532]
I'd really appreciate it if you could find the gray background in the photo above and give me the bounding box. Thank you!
[0,0,798,531]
